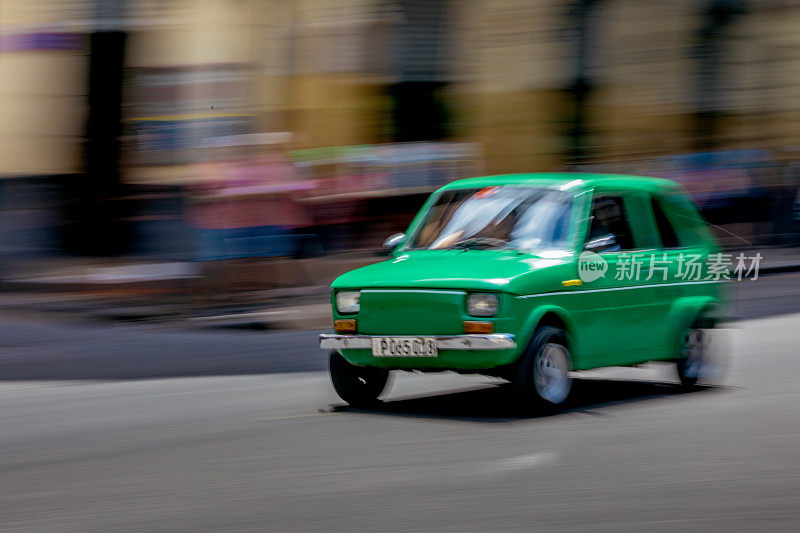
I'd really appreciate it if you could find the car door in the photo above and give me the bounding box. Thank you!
[644,194,690,358]
[572,191,663,367]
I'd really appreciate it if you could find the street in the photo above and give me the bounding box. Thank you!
[1,275,800,531]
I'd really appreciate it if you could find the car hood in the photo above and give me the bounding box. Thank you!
[331,249,573,293]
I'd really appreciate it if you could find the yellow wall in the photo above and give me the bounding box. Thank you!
[450,0,569,173]
[7,0,800,181]
[0,1,89,176]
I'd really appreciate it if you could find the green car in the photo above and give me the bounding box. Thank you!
[320,173,728,410]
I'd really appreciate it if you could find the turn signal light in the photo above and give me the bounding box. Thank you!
[463,321,494,334]
[334,319,357,333]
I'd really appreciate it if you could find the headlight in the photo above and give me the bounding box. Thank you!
[336,291,361,314]
[467,293,499,317]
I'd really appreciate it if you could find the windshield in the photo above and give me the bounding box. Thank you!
[407,186,574,251]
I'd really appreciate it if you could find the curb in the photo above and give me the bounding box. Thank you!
[189,303,331,331]
[759,264,800,275]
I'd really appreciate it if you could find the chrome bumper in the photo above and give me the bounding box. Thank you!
[319,333,516,351]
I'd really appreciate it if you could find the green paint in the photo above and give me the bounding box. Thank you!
[330,173,728,372]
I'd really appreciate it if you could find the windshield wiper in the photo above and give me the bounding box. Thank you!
[448,237,510,250]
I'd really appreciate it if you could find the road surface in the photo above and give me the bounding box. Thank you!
[1,273,800,531]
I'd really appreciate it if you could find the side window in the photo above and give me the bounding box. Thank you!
[586,195,636,251]
[659,192,713,247]
[651,197,681,248]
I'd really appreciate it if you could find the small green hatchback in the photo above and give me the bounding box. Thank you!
[320,173,728,409]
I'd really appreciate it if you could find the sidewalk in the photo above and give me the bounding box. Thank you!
[0,252,382,331]
[750,246,800,274]
[1,245,799,331]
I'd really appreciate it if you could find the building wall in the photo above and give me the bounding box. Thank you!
[0,0,90,177]
[288,0,390,148]
[589,0,697,159]
[450,0,570,173]
[6,0,800,183]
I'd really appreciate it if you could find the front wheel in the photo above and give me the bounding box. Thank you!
[329,351,391,407]
[512,326,573,411]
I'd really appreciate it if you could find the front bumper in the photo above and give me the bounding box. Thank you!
[319,333,516,351]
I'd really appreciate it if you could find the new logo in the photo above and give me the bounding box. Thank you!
[578,251,608,282]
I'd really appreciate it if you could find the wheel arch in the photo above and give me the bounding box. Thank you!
[665,296,718,357]
[519,304,581,367]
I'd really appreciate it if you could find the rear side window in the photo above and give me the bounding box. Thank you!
[659,192,713,247]
[651,197,681,248]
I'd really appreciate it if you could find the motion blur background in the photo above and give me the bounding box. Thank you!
[2,0,800,312]
[6,4,800,530]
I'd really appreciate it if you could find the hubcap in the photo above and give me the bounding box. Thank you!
[534,343,571,404]
[683,327,705,378]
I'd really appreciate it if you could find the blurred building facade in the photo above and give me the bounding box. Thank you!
[3,0,800,258]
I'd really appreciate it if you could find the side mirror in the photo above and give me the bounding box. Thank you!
[584,234,617,253]
[383,233,406,253]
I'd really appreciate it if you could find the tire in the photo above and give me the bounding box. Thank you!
[329,351,391,407]
[512,326,573,411]
[676,317,712,388]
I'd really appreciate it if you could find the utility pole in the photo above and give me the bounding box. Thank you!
[693,0,748,149]
[564,0,601,164]
[66,0,130,255]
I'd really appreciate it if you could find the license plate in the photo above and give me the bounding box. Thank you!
[371,337,438,357]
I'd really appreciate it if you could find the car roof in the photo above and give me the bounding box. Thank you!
[438,172,683,195]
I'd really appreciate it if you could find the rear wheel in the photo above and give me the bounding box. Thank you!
[329,351,391,407]
[676,318,711,387]
[512,326,572,411]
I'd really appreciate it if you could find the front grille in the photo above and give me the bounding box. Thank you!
[357,289,467,335]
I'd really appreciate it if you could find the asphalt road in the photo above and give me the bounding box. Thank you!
[1,274,800,531]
